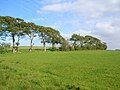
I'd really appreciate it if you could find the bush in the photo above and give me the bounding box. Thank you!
[0,46,4,53]
[0,43,11,54]
[59,45,68,51]
[59,45,73,51]
[48,47,58,51]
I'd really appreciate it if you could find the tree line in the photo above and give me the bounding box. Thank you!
[0,16,107,53]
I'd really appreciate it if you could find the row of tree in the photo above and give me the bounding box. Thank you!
[0,16,107,53]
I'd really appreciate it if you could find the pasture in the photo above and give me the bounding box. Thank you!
[0,51,120,90]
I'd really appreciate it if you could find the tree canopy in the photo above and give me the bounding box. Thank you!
[0,16,107,53]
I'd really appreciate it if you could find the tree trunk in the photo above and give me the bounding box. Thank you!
[52,43,55,48]
[43,42,46,51]
[73,41,76,50]
[16,36,20,52]
[16,43,19,52]
[12,34,16,53]
[42,38,46,51]
[29,38,33,51]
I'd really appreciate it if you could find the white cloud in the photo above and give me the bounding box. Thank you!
[38,0,73,5]
[61,29,99,39]
[37,0,120,49]
[95,21,120,49]
[96,23,115,34]
[73,29,92,36]
[45,3,71,12]
[40,0,120,18]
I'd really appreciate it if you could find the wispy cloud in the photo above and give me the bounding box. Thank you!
[40,0,120,18]
[36,0,120,49]
[0,0,120,49]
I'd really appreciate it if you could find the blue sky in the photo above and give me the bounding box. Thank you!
[0,0,120,49]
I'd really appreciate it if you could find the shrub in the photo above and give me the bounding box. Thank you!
[0,43,11,54]
[48,47,58,51]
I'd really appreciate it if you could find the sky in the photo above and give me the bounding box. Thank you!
[0,0,120,49]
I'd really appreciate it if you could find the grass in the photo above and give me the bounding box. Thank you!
[0,50,120,90]
[19,46,44,50]
[17,46,50,50]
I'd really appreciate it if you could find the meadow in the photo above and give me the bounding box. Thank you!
[0,50,120,90]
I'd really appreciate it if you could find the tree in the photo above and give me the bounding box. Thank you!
[59,37,70,51]
[70,34,107,50]
[0,16,8,41]
[70,34,82,50]
[84,35,107,50]
[15,31,25,52]
[46,27,62,48]
[0,16,107,52]
[23,22,37,51]
[1,16,20,53]
[14,18,25,52]
[37,26,50,51]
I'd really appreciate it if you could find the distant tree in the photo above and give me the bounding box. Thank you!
[23,22,37,51]
[84,35,107,50]
[70,34,83,50]
[0,16,24,52]
[14,18,25,52]
[0,16,8,41]
[70,34,107,50]
[59,37,70,51]
[37,26,50,51]
[47,27,63,48]
[16,31,25,52]
[0,15,107,52]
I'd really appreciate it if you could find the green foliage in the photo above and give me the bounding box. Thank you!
[59,39,70,51]
[0,16,107,52]
[0,51,120,89]
[70,34,107,50]
[0,43,11,53]
[48,47,58,51]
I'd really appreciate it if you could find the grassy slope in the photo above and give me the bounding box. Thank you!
[0,51,120,90]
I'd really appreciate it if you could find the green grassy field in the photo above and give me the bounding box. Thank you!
[19,46,44,50]
[0,51,120,90]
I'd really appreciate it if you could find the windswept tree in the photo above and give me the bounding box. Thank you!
[4,16,17,53]
[37,26,50,51]
[37,26,63,51]
[0,23,3,41]
[15,31,25,52]
[46,27,62,48]
[14,18,25,52]
[0,18,3,40]
[23,22,37,51]
[0,16,9,41]
[82,35,107,50]
[70,34,82,50]
[84,35,100,50]
[0,16,24,52]
[100,42,107,50]
[0,16,107,52]
[70,34,107,50]
[0,16,4,31]
[59,37,69,51]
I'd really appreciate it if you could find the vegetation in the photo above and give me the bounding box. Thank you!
[0,43,11,54]
[69,34,107,50]
[0,16,119,90]
[0,16,107,53]
[0,51,120,89]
